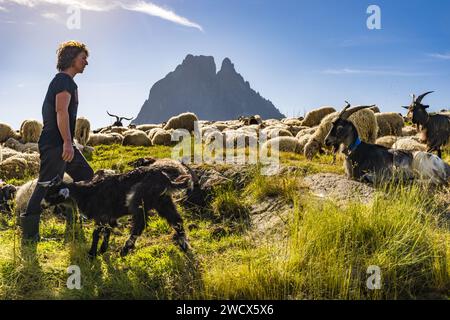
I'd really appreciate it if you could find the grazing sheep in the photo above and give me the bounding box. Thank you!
[295,127,317,139]
[375,136,397,148]
[0,153,40,180]
[392,137,427,152]
[20,120,43,143]
[150,128,173,146]
[4,138,39,153]
[136,124,160,132]
[40,167,192,257]
[281,118,303,126]
[261,136,303,154]
[375,112,404,137]
[403,91,450,158]
[164,112,199,132]
[14,174,74,217]
[87,133,123,146]
[0,147,19,162]
[264,128,293,140]
[304,106,378,160]
[0,123,21,143]
[401,126,418,137]
[212,123,229,132]
[122,130,152,147]
[239,115,262,126]
[301,106,336,127]
[75,117,91,146]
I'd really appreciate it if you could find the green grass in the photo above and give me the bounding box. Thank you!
[0,144,449,300]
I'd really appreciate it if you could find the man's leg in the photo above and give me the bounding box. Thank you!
[62,146,94,223]
[65,146,94,182]
[21,145,66,242]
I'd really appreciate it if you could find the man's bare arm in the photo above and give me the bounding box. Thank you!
[55,91,74,162]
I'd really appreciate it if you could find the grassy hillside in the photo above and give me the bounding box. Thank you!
[0,145,449,299]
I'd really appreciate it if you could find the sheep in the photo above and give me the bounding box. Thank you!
[324,104,449,185]
[75,117,91,146]
[261,136,303,154]
[403,91,450,158]
[40,167,192,257]
[87,133,123,146]
[304,106,378,160]
[281,118,303,126]
[392,137,427,152]
[0,147,20,162]
[20,120,43,143]
[5,138,39,153]
[122,130,152,147]
[264,128,293,140]
[375,136,397,148]
[239,115,262,126]
[401,126,418,137]
[150,128,173,146]
[136,124,160,132]
[0,123,21,143]
[164,112,199,132]
[212,122,229,132]
[375,112,404,137]
[295,127,317,139]
[301,106,336,127]
[0,153,40,180]
[13,174,74,217]
[107,111,133,127]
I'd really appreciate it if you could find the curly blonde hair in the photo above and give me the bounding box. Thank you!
[56,40,89,72]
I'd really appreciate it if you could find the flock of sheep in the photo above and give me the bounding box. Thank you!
[1,104,449,183]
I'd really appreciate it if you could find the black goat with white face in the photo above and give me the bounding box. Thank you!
[325,103,415,183]
[40,167,192,258]
[403,91,450,158]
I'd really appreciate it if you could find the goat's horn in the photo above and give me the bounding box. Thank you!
[416,91,434,104]
[120,116,134,121]
[107,111,120,121]
[341,105,375,120]
[337,101,352,119]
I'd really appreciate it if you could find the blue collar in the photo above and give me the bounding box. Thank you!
[348,137,361,152]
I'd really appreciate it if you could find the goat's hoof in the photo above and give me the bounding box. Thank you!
[120,246,133,257]
[174,234,190,252]
[87,251,97,260]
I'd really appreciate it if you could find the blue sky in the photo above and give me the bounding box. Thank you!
[0,0,449,129]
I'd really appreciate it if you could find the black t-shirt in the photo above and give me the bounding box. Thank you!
[38,73,78,147]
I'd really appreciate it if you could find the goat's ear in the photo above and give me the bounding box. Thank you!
[402,106,410,110]
[422,105,430,109]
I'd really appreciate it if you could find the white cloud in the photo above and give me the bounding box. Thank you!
[0,5,8,11]
[322,68,433,77]
[429,53,450,60]
[41,11,59,21]
[2,0,203,30]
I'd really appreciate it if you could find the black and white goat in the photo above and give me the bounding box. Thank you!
[325,103,450,185]
[403,91,450,158]
[40,166,192,257]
